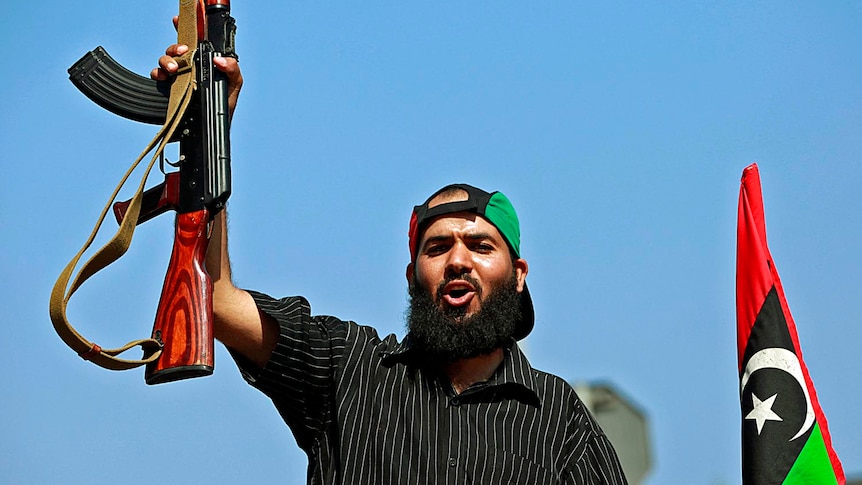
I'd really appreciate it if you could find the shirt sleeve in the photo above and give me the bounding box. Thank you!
[230,290,348,451]
[561,399,629,485]
[566,434,629,485]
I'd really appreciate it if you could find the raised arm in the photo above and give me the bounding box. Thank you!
[206,210,279,369]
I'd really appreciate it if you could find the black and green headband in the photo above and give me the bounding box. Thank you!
[408,184,521,260]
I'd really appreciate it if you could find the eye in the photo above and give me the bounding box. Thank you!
[425,243,450,256]
[472,242,495,253]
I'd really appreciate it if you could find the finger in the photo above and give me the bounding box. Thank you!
[164,43,189,58]
[213,57,243,92]
[212,56,238,76]
[150,54,176,80]
[212,56,243,119]
[158,54,179,73]
[214,57,243,83]
[150,67,168,81]
[172,16,179,31]
[151,45,190,80]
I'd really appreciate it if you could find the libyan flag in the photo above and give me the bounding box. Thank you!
[736,163,845,484]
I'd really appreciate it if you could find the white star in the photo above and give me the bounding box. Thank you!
[745,393,783,435]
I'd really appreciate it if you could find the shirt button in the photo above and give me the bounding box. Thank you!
[450,398,460,406]
[448,458,457,468]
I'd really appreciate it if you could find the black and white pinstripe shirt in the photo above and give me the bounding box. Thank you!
[233,291,628,485]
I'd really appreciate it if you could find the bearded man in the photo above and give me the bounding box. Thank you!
[157,44,627,485]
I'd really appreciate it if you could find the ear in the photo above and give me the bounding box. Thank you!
[406,262,415,284]
[514,258,529,292]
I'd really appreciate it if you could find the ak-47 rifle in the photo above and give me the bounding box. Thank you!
[51,0,236,384]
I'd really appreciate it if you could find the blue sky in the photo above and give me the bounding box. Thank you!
[2,2,860,484]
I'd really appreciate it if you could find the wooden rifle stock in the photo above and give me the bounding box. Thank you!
[145,209,214,384]
[112,173,213,384]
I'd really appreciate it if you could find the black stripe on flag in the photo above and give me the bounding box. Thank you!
[741,286,810,483]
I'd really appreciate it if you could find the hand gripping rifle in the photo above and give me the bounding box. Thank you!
[50,0,236,384]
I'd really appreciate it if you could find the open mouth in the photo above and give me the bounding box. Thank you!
[449,287,470,298]
[441,280,477,308]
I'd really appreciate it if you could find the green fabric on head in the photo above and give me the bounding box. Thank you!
[485,192,521,257]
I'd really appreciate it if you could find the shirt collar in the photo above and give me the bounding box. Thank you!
[380,337,541,406]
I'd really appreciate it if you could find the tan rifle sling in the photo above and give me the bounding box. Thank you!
[49,0,202,370]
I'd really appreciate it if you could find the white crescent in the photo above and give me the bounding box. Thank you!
[740,347,815,441]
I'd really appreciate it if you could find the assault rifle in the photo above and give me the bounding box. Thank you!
[55,0,236,384]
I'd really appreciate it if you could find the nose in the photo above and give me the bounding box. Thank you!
[444,241,473,277]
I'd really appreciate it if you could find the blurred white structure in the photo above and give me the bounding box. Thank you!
[574,382,652,485]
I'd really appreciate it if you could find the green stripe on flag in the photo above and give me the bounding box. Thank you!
[783,423,838,485]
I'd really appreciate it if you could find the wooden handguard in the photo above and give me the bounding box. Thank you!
[145,209,214,384]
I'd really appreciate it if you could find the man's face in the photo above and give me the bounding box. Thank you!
[408,212,527,319]
[404,191,529,361]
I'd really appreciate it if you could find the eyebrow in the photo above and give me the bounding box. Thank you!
[421,232,497,249]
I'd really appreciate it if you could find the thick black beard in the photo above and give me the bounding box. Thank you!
[406,273,522,364]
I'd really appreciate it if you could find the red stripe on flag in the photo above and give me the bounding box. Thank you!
[736,164,773,370]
